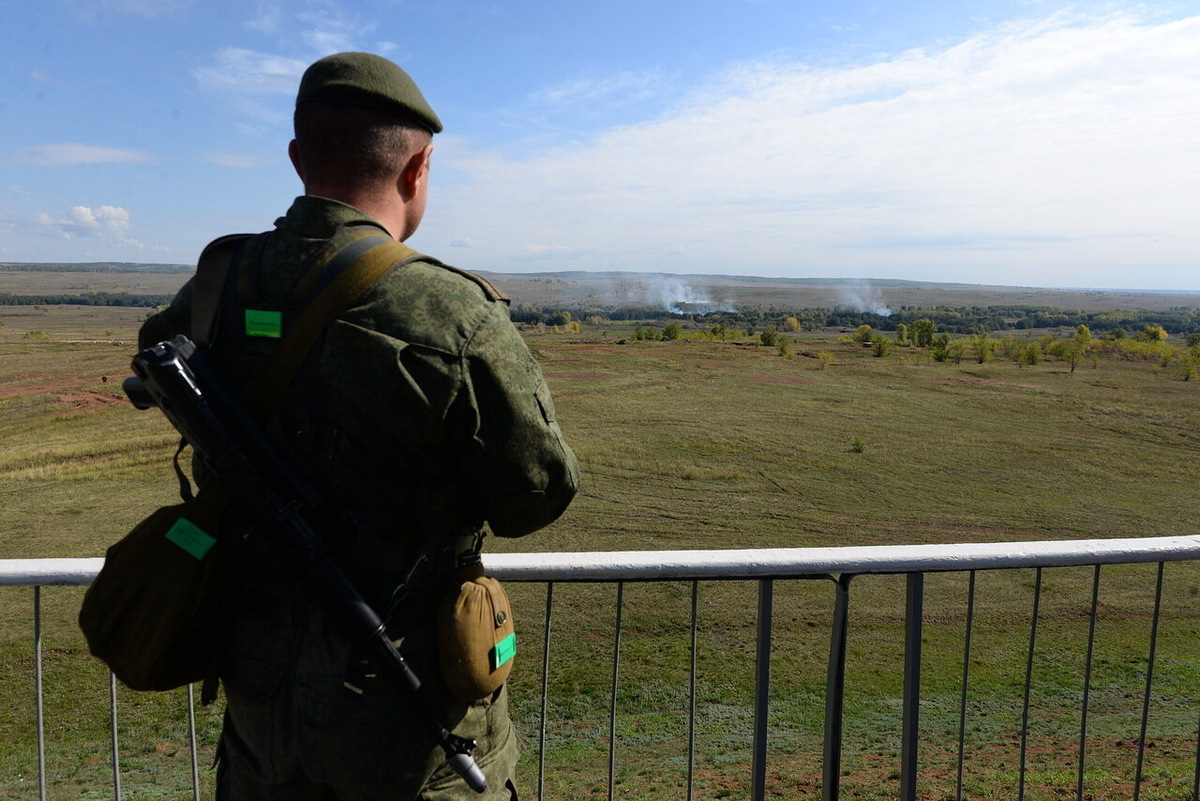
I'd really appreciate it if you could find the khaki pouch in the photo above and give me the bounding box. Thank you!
[436,562,516,702]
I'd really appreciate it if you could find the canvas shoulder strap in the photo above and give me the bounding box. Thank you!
[192,233,254,348]
[246,234,418,415]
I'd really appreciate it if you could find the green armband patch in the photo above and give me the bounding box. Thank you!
[491,632,517,670]
[165,517,216,560]
[244,308,283,338]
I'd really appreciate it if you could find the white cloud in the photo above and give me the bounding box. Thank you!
[36,205,146,249]
[427,11,1200,289]
[520,244,578,260]
[193,48,307,96]
[17,143,154,167]
[244,0,282,34]
[530,69,674,109]
[193,10,379,123]
[296,8,376,56]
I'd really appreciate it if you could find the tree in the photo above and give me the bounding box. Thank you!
[929,333,951,362]
[663,321,683,340]
[759,325,780,347]
[895,323,909,346]
[1020,341,1043,367]
[1141,325,1168,342]
[910,318,937,348]
[784,316,801,332]
[948,338,969,364]
[1181,345,1200,381]
[853,324,874,345]
[970,333,996,364]
[1060,324,1093,372]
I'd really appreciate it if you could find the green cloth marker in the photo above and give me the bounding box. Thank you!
[245,309,283,338]
[491,632,517,670]
[165,517,217,560]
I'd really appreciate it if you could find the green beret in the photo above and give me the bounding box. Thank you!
[296,52,443,134]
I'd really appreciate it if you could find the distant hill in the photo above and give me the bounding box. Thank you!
[473,270,1200,315]
[0,262,192,274]
[3,263,1199,316]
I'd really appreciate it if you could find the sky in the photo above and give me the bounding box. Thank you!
[2,0,1199,291]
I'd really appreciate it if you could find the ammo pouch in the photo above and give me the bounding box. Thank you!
[436,556,516,702]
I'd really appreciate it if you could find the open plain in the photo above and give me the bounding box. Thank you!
[2,270,1199,799]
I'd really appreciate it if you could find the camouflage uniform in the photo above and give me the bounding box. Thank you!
[139,196,579,800]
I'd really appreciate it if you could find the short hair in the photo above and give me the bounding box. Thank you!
[293,101,432,190]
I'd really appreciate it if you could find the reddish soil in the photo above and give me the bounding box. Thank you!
[0,376,124,410]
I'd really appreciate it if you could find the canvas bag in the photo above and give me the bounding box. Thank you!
[79,229,412,695]
[437,559,517,702]
[79,485,229,691]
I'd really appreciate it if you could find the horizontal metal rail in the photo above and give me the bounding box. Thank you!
[7,535,1200,587]
[6,534,1200,801]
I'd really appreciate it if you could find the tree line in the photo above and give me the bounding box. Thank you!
[509,302,1200,335]
[0,291,173,307]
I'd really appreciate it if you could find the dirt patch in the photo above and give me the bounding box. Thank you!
[0,377,84,400]
[739,375,818,385]
[54,390,125,411]
[548,373,616,381]
[0,376,124,410]
[932,376,1041,391]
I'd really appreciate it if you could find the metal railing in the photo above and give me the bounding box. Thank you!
[5,535,1200,800]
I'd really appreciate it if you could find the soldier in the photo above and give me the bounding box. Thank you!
[139,52,579,800]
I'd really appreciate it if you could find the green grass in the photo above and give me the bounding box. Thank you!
[2,307,1200,799]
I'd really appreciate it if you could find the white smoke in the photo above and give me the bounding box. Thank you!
[837,280,892,316]
[603,275,737,313]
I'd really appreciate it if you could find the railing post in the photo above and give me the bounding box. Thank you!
[1134,562,1166,801]
[34,586,47,801]
[538,581,554,801]
[109,672,121,799]
[956,571,977,801]
[688,580,699,801]
[901,572,924,801]
[823,574,853,801]
[608,581,625,801]
[751,578,774,801]
[187,684,201,800]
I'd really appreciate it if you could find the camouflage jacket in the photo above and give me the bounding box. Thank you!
[139,196,579,586]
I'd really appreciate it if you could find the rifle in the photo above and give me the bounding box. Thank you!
[124,334,488,794]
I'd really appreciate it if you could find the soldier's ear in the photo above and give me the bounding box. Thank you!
[288,140,306,184]
[398,144,433,201]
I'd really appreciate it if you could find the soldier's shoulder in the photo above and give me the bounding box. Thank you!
[350,254,511,348]
[402,256,509,304]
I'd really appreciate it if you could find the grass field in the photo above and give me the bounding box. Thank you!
[2,291,1199,799]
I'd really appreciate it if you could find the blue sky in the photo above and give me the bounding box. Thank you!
[2,0,1199,290]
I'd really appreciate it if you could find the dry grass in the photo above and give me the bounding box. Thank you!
[2,303,1199,799]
